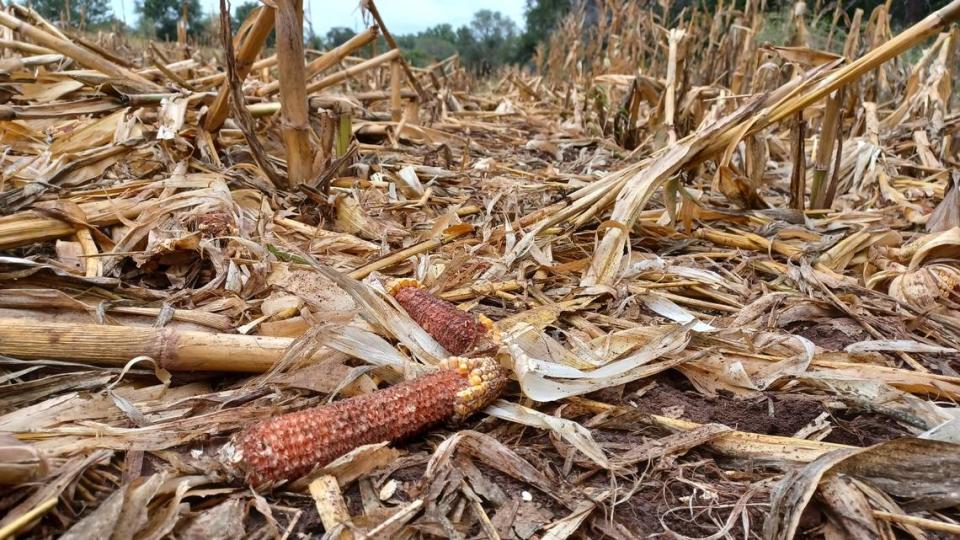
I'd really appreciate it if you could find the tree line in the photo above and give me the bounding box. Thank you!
[19,0,956,73]
[279,0,570,74]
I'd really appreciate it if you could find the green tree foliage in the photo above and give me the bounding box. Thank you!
[397,25,458,66]
[416,24,460,61]
[303,26,359,51]
[136,0,205,41]
[392,11,520,73]
[21,0,113,28]
[325,26,357,48]
[388,2,571,72]
[422,23,458,43]
[464,9,518,73]
[517,0,572,60]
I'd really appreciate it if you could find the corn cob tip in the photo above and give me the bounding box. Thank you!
[477,313,502,347]
[440,356,508,422]
[218,439,242,471]
[387,278,424,296]
[390,283,499,356]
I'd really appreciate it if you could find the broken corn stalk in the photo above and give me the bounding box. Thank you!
[220,357,506,488]
[389,279,499,356]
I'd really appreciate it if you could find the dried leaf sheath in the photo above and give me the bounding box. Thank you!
[220,358,506,488]
[390,281,496,355]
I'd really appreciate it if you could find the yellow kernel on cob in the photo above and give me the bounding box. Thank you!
[220,357,507,488]
[388,280,498,356]
[440,356,508,422]
[387,278,425,295]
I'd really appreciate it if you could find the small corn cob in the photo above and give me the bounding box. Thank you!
[388,279,499,356]
[219,357,506,489]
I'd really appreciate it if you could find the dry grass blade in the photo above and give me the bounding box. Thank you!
[0,11,161,93]
[257,27,378,98]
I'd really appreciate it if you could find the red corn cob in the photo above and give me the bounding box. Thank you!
[220,357,506,489]
[389,279,498,356]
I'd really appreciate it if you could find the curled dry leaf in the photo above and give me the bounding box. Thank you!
[765,438,960,539]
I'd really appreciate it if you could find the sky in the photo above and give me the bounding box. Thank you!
[110,0,528,36]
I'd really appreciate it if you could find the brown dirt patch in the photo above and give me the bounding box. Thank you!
[628,379,826,437]
[619,373,910,448]
[788,319,868,351]
[822,411,910,446]
[598,462,767,538]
